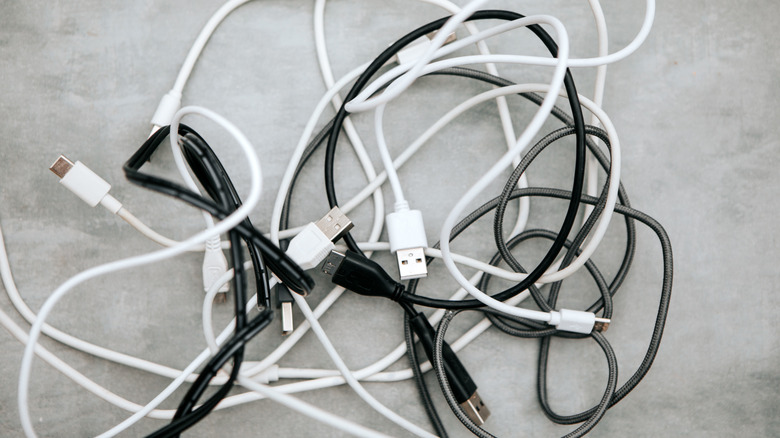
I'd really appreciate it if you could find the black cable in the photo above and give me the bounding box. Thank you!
[404,312,449,438]
[323,11,588,303]
[170,135,250,427]
[123,124,313,295]
[180,132,272,309]
[432,309,619,438]
[431,311,494,438]
[137,131,250,437]
[122,128,279,437]
[482,188,674,424]
[146,310,273,438]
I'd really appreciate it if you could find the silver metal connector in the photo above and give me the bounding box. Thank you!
[321,251,345,276]
[460,391,490,425]
[594,317,611,332]
[281,302,294,335]
[315,207,354,242]
[396,247,427,280]
[49,155,74,179]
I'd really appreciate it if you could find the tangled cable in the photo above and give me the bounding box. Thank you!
[0,1,672,437]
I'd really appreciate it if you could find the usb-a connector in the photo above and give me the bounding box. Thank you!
[386,208,429,280]
[285,207,354,272]
[461,391,491,425]
[314,207,353,242]
[280,207,353,334]
[395,247,427,280]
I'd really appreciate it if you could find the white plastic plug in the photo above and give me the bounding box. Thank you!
[386,204,428,280]
[549,309,610,334]
[203,236,229,295]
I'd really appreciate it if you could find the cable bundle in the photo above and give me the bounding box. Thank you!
[0,0,671,437]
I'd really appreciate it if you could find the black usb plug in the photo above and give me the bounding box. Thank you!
[408,312,490,425]
[321,249,490,424]
[321,250,405,301]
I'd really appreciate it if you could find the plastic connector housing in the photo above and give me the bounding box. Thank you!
[286,207,353,271]
[58,161,111,207]
[150,90,182,128]
[286,223,335,271]
[49,156,123,214]
[549,309,609,334]
[386,209,428,280]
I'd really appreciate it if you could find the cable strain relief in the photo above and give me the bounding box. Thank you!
[394,200,410,212]
[150,90,182,128]
[205,236,222,251]
[99,195,123,215]
[548,310,561,326]
[389,283,406,302]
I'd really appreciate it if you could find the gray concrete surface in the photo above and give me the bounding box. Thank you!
[1,0,778,436]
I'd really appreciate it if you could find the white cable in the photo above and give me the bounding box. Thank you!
[583,0,609,222]
[0,306,176,420]
[346,0,491,113]
[18,106,263,438]
[268,62,367,244]
[438,85,622,322]
[117,207,231,251]
[6,1,648,434]
[346,0,655,112]
[292,294,436,438]
[236,377,392,438]
[429,11,569,323]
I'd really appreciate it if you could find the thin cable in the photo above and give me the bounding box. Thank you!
[18,106,264,438]
[291,293,437,438]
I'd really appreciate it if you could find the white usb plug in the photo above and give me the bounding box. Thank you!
[279,207,353,334]
[386,206,428,280]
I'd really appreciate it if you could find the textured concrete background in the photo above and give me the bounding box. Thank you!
[1,1,778,437]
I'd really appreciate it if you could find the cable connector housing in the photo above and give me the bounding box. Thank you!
[203,237,229,297]
[285,207,353,271]
[549,309,610,334]
[321,250,405,301]
[49,156,122,214]
[386,209,428,280]
[407,312,490,425]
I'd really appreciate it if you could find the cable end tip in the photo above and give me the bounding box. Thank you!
[281,302,294,335]
[314,207,354,242]
[396,247,427,280]
[49,155,74,179]
[321,251,345,276]
[594,317,610,332]
[214,292,227,304]
[460,391,490,425]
